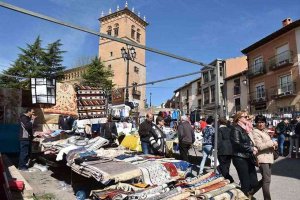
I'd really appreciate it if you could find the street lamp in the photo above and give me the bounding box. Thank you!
[121,45,136,103]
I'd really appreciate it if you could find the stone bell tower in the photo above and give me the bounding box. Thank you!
[99,2,148,109]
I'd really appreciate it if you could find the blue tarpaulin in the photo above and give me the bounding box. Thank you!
[0,124,20,153]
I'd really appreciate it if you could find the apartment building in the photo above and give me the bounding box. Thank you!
[223,56,248,117]
[201,59,225,117]
[173,77,202,115]
[241,18,300,115]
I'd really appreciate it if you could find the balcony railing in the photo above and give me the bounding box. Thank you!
[249,90,268,105]
[247,62,266,78]
[270,82,296,98]
[269,50,293,70]
[132,89,141,96]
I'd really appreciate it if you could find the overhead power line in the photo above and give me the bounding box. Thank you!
[118,70,201,90]
[0,1,215,69]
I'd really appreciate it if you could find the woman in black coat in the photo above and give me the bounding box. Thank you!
[231,111,260,198]
[217,118,234,183]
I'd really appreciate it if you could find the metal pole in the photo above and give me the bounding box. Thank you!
[125,56,130,103]
[150,92,152,107]
[214,64,220,173]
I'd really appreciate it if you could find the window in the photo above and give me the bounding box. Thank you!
[203,88,209,104]
[113,23,119,36]
[197,81,201,95]
[211,85,215,103]
[137,30,141,43]
[107,26,112,35]
[255,84,265,99]
[235,98,241,112]
[279,106,293,113]
[134,66,139,73]
[198,99,202,109]
[253,56,263,73]
[276,44,289,65]
[203,72,209,83]
[131,25,135,39]
[219,62,223,77]
[234,78,240,95]
[108,64,112,70]
[279,74,292,94]
[186,89,189,101]
[110,52,113,57]
[210,70,215,81]
[132,82,137,91]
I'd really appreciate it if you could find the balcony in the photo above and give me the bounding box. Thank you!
[132,89,141,96]
[270,82,296,99]
[247,62,266,78]
[249,90,268,105]
[269,50,293,71]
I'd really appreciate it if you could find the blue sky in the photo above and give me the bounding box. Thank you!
[1,0,300,106]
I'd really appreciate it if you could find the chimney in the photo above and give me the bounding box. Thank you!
[282,18,292,27]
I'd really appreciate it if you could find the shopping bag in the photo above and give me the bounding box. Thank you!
[209,150,219,167]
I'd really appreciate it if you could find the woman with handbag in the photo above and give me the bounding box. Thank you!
[231,111,260,198]
[252,115,278,200]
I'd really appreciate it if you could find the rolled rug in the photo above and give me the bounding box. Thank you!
[227,189,238,199]
[198,183,237,199]
[166,191,191,200]
[209,192,231,200]
[194,179,230,195]
[188,174,223,189]
[192,177,225,191]
[183,171,214,185]
[236,189,249,200]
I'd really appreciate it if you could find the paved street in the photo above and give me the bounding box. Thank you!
[185,148,300,200]
[230,157,300,200]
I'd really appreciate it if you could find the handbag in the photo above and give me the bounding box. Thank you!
[273,150,279,160]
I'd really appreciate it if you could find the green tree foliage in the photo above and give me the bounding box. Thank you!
[0,36,65,89]
[81,57,114,91]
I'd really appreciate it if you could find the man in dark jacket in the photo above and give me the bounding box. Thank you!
[292,116,300,158]
[138,113,154,154]
[101,115,118,143]
[19,108,36,171]
[178,115,195,162]
[217,118,234,183]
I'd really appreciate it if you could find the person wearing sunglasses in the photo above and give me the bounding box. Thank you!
[231,111,259,198]
[252,115,278,200]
